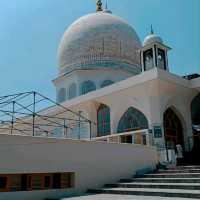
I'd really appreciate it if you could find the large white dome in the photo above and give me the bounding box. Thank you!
[58,11,142,75]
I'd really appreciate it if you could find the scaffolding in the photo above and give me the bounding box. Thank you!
[0,91,92,139]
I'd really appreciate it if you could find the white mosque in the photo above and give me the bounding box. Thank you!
[0,1,200,199]
[52,0,200,155]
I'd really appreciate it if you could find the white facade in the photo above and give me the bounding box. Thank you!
[52,68,199,151]
[50,6,200,154]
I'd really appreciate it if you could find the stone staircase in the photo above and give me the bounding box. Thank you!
[88,166,200,199]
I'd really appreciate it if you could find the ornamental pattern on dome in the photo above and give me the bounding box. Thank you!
[58,12,142,75]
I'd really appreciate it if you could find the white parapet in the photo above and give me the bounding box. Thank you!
[0,134,158,200]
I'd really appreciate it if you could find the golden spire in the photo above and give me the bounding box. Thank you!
[96,0,103,12]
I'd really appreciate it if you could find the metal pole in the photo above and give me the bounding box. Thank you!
[89,121,92,140]
[11,101,15,135]
[78,111,82,140]
[64,119,67,138]
[165,139,169,162]
[32,92,36,136]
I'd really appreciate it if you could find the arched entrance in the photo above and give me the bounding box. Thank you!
[163,108,184,149]
[191,94,200,156]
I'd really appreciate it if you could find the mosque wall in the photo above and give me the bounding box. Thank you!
[59,69,198,152]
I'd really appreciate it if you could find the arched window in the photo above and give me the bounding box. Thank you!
[97,104,111,136]
[101,80,114,88]
[157,48,166,70]
[57,88,66,103]
[117,107,148,133]
[68,83,77,100]
[81,80,96,95]
[143,49,154,71]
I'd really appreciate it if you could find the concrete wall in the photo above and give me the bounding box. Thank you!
[0,134,157,200]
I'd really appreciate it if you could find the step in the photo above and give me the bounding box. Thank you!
[157,169,200,173]
[143,173,200,178]
[88,188,200,199]
[175,166,200,170]
[105,182,200,190]
[63,194,200,200]
[120,178,200,183]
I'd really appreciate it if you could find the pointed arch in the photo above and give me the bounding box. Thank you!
[117,107,148,133]
[191,93,200,153]
[97,104,111,136]
[68,83,77,100]
[163,107,184,148]
[191,93,200,126]
[81,80,96,95]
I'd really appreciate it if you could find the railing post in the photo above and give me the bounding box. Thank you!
[64,119,67,138]
[78,111,82,140]
[32,92,36,136]
[11,101,15,135]
[89,121,92,140]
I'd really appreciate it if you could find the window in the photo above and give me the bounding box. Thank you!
[68,83,77,99]
[9,175,21,191]
[0,172,75,192]
[143,49,153,71]
[21,174,27,191]
[0,177,7,189]
[117,107,148,133]
[61,173,74,188]
[44,176,51,188]
[81,81,96,95]
[157,48,166,70]
[57,88,66,103]
[97,104,111,136]
[53,173,61,189]
[101,80,114,88]
[31,175,43,190]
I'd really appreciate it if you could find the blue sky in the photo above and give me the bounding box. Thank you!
[0,0,199,100]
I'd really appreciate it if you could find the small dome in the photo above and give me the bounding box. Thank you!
[143,34,163,46]
[58,11,142,75]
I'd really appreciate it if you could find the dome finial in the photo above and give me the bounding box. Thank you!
[96,0,103,12]
[150,24,154,35]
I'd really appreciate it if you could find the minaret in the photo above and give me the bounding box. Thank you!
[140,26,171,72]
[96,0,103,12]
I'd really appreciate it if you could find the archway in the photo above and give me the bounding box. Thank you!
[191,94,200,154]
[117,107,148,133]
[68,83,77,100]
[163,108,184,149]
[117,107,148,144]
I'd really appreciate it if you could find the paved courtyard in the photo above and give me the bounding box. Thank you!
[63,194,199,200]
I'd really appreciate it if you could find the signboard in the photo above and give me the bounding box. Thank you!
[153,126,163,138]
